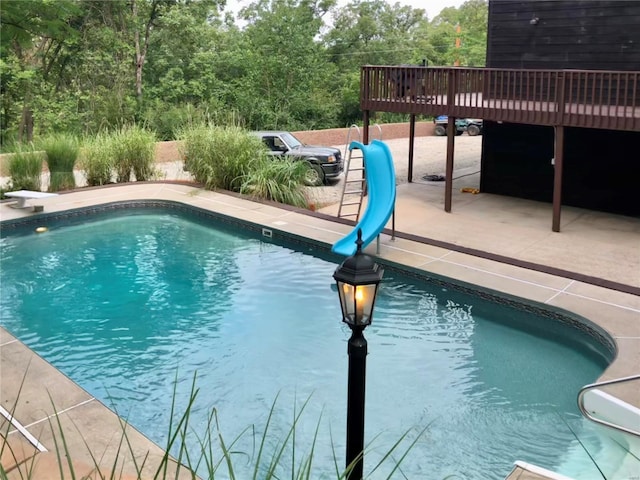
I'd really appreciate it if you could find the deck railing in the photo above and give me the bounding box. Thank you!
[360,66,640,131]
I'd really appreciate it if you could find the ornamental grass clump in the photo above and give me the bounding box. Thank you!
[240,158,309,208]
[80,132,115,186]
[179,125,263,192]
[6,146,44,192]
[39,133,79,191]
[112,125,158,182]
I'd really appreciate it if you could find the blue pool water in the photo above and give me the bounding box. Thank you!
[0,209,615,479]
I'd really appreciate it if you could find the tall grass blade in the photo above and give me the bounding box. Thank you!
[0,363,37,480]
[251,391,280,480]
[215,408,237,480]
[556,412,607,479]
[263,395,313,479]
[298,409,323,480]
[380,424,431,479]
[153,371,199,479]
[46,392,78,480]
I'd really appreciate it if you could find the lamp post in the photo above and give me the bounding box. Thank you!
[333,229,384,480]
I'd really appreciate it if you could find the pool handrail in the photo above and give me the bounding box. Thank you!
[577,374,640,437]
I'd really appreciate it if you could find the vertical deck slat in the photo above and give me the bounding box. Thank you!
[614,72,621,130]
[632,72,638,131]
[622,73,629,122]
[565,71,580,123]
[596,72,604,129]
[547,72,553,125]
[589,71,597,128]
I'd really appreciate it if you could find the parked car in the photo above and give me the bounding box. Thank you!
[252,131,343,186]
[433,116,483,136]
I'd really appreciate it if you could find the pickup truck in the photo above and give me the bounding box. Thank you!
[253,131,343,186]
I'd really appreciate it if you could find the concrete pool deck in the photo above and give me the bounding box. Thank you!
[1,181,639,479]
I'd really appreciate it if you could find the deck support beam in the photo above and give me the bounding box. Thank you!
[552,125,565,232]
[408,114,416,182]
[444,116,456,212]
[363,110,370,145]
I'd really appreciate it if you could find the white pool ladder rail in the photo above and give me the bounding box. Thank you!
[577,374,640,437]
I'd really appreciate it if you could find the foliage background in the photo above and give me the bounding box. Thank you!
[0,0,488,146]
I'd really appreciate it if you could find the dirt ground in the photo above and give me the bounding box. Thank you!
[153,122,436,163]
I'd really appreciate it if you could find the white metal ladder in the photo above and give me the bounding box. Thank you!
[337,124,383,221]
[577,374,640,437]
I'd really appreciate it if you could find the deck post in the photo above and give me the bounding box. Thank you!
[444,117,456,212]
[363,110,370,145]
[551,72,567,232]
[408,114,416,182]
[444,69,457,213]
[552,125,565,232]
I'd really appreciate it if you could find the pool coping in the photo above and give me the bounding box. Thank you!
[1,183,639,479]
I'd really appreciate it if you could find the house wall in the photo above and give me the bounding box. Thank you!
[486,0,640,70]
[481,0,640,216]
[480,122,640,216]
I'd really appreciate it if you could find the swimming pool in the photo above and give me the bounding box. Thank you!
[0,203,618,479]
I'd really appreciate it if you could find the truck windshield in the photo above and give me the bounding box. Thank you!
[282,132,302,149]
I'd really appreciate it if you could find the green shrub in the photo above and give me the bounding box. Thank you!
[240,158,309,208]
[179,125,263,192]
[112,125,158,182]
[6,146,44,192]
[39,133,79,192]
[80,132,115,186]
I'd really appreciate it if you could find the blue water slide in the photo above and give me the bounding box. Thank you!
[331,139,396,256]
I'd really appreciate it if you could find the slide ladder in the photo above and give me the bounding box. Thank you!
[337,124,383,221]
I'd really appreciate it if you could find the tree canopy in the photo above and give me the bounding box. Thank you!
[0,0,488,144]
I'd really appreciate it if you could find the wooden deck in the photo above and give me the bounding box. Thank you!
[361,66,640,132]
[358,66,640,232]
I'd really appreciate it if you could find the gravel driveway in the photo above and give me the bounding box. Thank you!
[308,135,482,207]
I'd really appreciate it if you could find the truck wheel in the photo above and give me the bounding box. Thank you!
[467,124,481,136]
[434,125,446,136]
[304,163,325,186]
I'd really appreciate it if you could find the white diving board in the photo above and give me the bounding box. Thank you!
[5,190,58,209]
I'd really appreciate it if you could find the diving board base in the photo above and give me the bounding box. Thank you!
[5,190,58,210]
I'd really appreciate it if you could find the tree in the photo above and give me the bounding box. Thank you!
[324,0,428,69]
[234,0,339,130]
[0,0,81,141]
[427,0,487,67]
[322,0,429,125]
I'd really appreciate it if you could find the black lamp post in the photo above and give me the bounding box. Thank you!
[333,229,384,480]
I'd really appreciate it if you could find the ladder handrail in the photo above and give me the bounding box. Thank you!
[372,123,383,141]
[344,124,361,159]
[577,374,640,437]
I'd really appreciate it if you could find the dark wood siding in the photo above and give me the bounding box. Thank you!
[481,122,640,216]
[482,0,640,216]
[487,1,640,70]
